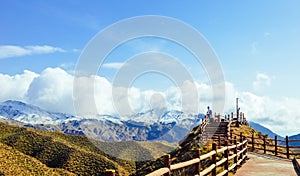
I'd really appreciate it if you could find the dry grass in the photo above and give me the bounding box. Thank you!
[0,142,74,176]
[0,122,180,176]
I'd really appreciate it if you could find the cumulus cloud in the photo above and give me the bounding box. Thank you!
[0,70,38,102]
[0,67,299,136]
[25,68,74,114]
[0,45,66,59]
[253,72,271,91]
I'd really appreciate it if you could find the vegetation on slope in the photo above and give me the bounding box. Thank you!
[135,125,214,175]
[0,123,122,175]
[0,122,175,175]
[0,142,74,175]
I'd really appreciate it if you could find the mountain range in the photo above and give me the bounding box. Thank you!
[248,121,284,139]
[289,133,300,147]
[2,100,299,146]
[0,100,204,143]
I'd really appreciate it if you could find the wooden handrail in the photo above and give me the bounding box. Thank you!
[146,138,248,176]
[170,158,200,170]
[230,132,300,159]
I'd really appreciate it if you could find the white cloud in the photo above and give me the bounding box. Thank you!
[25,45,65,54]
[72,48,81,52]
[25,68,74,114]
[102,62,126,69]
[0,70,38,102]
[0,67,299,136]
[238,92,300,136]
[253,72,271,91]
[59,63,75,70]
[0,45,66,59]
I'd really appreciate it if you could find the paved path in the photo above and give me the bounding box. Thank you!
[235,152,299,176]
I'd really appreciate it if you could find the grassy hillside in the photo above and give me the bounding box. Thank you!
[0,142,74,176]
[0,122,174,176]
[0,122,124,175]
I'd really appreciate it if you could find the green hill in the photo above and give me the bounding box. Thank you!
[0,122,174,176]
[0,142,75,176]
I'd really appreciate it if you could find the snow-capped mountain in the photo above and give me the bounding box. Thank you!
[0,100,204,143]
[0,100,74,124]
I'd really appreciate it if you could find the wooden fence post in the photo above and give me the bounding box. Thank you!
[275,136,278,156]
[105,170,115,176]
[263,135,266,154]
[212,143,217,176]
[239,132,243,143]
[240,112,243,122]
[286,136,289,159]
[230,130,233,144]
[227,122,230,141]
[234,137,238,171]
[195,149,201,175]
[244,136,248,158]
[214,113,217,122]
[240,132,243,160]
[164,154,171,176]
[235,118,239,127]
[224,141,229,176]
[252,133,255,151]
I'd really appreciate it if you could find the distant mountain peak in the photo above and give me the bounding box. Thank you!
[0,100,73,125]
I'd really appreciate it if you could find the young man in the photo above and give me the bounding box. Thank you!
[207,106,213,122]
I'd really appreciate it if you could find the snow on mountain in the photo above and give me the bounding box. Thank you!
[159,110,183,123]
[0,100,204,142]
[94,114,123,125]
[0,100,73,124]
[122,109,204,126]
[0,100,203,127]
[123,109,160,124]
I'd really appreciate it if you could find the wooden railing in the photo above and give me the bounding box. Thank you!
[230,131,300,159]
[209,112,248,127]
[146,137,248,176]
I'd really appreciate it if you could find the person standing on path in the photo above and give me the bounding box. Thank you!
[207,106,213,122]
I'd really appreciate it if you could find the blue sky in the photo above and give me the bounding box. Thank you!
[1,1,300,135]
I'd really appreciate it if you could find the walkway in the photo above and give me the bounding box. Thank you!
[235,152,299,176]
